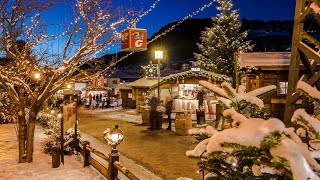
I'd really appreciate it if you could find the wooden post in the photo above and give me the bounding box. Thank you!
[82,141,90,167]
[108,149,120,180]
[51,145,61,168]
[74,101,78,147]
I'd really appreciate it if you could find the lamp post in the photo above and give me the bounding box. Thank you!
[154,50,163,105]
[103,125,124,180]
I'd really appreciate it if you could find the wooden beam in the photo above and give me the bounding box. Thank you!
[114,161,140,180]
[88,157,108,177]
[308,70,320,86]
[298,5,311,23]
[284,0,306,124]
[297,41,320,64]
[299,50,315,76]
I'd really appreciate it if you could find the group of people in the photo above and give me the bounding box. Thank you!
[148,95,174,130]
[87,93,111,109]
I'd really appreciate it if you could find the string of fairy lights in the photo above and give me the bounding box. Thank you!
[90,0,217,81]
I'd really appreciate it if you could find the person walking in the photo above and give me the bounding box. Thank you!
[165,96,174,130]
[88,93,93,106]
[149,96,158,130]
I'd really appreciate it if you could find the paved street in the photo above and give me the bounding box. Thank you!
[77,107,203,180]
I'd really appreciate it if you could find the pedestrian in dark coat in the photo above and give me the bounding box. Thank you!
[165,96,174,130]
[149,96,159,130]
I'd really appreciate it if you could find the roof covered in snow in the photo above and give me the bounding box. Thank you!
[127,78,160,88]
[239,52,297,70]
[127,69,232,88]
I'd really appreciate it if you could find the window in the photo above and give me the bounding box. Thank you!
[128,93,133,98]
[279,81,288,94]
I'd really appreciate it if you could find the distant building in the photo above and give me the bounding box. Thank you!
[239,52,312,120]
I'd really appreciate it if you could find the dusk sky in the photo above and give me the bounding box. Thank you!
[136,0,295,38]
[42,0,296,54]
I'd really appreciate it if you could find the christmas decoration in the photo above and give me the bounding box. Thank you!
[194,0,252,87]
[187,80,320,180]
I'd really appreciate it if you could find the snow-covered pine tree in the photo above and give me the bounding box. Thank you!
[199,80,276,128]
[194,0,251,87]
[187,80,320,180]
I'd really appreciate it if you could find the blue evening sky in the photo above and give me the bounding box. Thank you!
[41,0,295,55]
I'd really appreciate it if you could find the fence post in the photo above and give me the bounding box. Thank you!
[51,145,61,168]
[108,149,119,180]
[82,141,90,167]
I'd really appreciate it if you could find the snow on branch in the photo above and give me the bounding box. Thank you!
[247,85,276,97]
[292,108,320,139]
[223,109,247,127]
[204,118,285,153]
[270,138,320,180]
[199,80,228,98]
[297,80,320,103]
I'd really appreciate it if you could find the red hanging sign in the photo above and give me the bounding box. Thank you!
[121,28,147,51]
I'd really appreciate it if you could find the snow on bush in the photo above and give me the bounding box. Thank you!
[187,80,320,179]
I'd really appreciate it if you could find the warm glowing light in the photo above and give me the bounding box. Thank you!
[154,50,163,59]
[34,73,41,80]
[67,84,72,89]
[51,110,54,114]
[57,113,62,119]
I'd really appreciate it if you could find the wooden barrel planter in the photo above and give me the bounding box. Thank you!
[140,106,150,125]
[175,112,192,136]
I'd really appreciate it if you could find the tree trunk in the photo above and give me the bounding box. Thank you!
[18,110,27,163]
[26,110,38,162]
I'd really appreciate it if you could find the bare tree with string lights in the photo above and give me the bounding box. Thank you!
[0,0,131,163]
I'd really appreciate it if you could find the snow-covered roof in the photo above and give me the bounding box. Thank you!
[84,86,111,91]
[239,52,294,69]
[127,78,160,88]
[161,69,232,83]
[128,69,231,88]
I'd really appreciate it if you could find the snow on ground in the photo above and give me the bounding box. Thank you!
[0,124,104,180]
[0,122,162,180]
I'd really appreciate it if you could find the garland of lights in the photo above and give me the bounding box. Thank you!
[90,0,217,81]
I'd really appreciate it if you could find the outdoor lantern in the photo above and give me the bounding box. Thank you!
[121,28,147,52]
[66,84,72,89]
[154,50,163,60]
[103,125,124,149]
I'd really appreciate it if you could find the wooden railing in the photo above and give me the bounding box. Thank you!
[78,139,139,180]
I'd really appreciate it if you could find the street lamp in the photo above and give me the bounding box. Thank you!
[103,125,124,180]
[154,50,163,105]
[103,125,124,149]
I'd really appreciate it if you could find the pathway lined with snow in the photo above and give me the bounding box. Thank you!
[0,122,163,180]
[0,124,104,180]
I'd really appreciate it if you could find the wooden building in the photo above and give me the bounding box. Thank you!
[239,52,311,120]
[125,69,231,113]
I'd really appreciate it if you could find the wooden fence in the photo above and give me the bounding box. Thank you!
[77,139,139,180]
